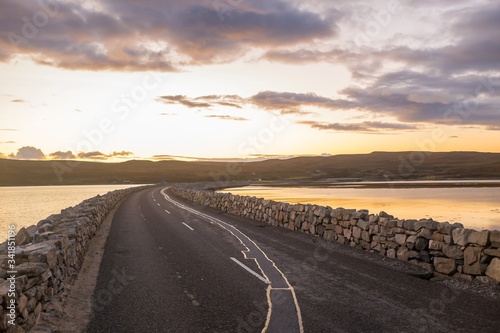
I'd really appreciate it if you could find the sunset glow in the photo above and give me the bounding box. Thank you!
[1,0,499,160]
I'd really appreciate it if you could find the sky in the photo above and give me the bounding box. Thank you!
[0,0,499,161]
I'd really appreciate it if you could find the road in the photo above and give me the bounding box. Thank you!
[86,186,500,333]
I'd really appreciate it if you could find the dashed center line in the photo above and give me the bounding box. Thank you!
[165,209,171,214]
[157,203,161,206]
[182,222,194,231]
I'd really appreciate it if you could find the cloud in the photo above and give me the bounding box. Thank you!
[77,151,107,159]
[205,115,248,121]
[0,141,15,144]
[49,151,76,159]
[0,128,18,131]
[74,150,133,159]
[250,91,355,112]
[108,151,133,157]
[339,71,500,127]
[11,99,25,103]
[297,120,418,132]
[158,95,213,108]
[158,91,354,114]
[0,0,337,70]
[14,146,45,159]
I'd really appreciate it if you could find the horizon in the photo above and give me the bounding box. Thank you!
[1,150,499,164]
[1,0,499,161]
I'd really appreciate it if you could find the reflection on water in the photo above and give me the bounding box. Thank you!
[220,185,500,231]
[0,185,145,238]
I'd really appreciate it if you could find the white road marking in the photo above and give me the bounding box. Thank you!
[160,187,304,333]
[165,209,171,214]
[182,222,194,231]
[157,203,160,206]
[230,257,268,284]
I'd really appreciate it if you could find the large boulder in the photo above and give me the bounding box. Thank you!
[434,257,456,275]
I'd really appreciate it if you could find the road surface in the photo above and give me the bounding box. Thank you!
[86,186,500,333]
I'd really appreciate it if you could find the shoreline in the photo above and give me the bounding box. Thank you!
[230,179,500,190]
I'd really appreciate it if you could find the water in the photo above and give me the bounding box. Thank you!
[220,183,500,231]
[0,185,146,239]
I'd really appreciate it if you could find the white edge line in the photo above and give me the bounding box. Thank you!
[230,257,268,284]
[160,187,304,333]
[182,222,194,231]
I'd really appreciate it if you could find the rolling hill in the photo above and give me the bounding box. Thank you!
[1,151,500,186]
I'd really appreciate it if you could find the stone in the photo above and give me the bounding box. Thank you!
[414,238,429,250]
[352,226,362,240]
[343,228,351,239]
[432,233,444,242]
[356,219,370,230]
[387,248,396,258]
[437,222,454,235]
[485,258,500,282]
[443,235,453,245]
[468,230,489,247]
[417,228,433,240]
[14,263,49,278]
[454,273,474,282]
[420,250,431,263]
[395,233,407,246]
[429,240,444,251]
[463,247,482,275]
[434,257,456,275]
[452,228,474,246]
[403,219,417,231]
[490,230,500,247]
[397,247,410,261]
[361,231,371,242]
[484,248,500,257]
[406,235,417,243]
[442,245,464,259]
[15,227,31,246]
[414,220,438,231]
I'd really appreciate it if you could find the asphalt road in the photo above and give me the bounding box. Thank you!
[86,187,500,333]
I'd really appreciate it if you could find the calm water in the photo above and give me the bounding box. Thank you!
[0,185,146,239]
[220,184,500,231]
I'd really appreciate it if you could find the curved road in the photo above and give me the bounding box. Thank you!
[86,186,500,333]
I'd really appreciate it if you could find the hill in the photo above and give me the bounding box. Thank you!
[1,151,500,186]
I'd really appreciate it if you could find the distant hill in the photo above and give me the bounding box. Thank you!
[1,151,500,186]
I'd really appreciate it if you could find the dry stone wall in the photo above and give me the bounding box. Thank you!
[0,185,151,333]
[171,186,500,285]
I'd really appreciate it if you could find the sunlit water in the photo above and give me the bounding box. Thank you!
[220,184,500,231]
[0,185,146,239]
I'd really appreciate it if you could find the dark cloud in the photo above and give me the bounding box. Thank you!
[0,0,336,70]
[297,120,418,132]
[14,146,45,159]
[205,115,248,121]
[340,71,500,127]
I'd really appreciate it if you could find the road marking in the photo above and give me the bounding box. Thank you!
[182,222,194,231]
[160,187,304,333]
[165,209,171,214]
[230,257,268,284]
[157,203,160,206]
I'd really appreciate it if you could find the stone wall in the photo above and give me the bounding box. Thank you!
[0,185,151,332]
[171,186,500,285]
